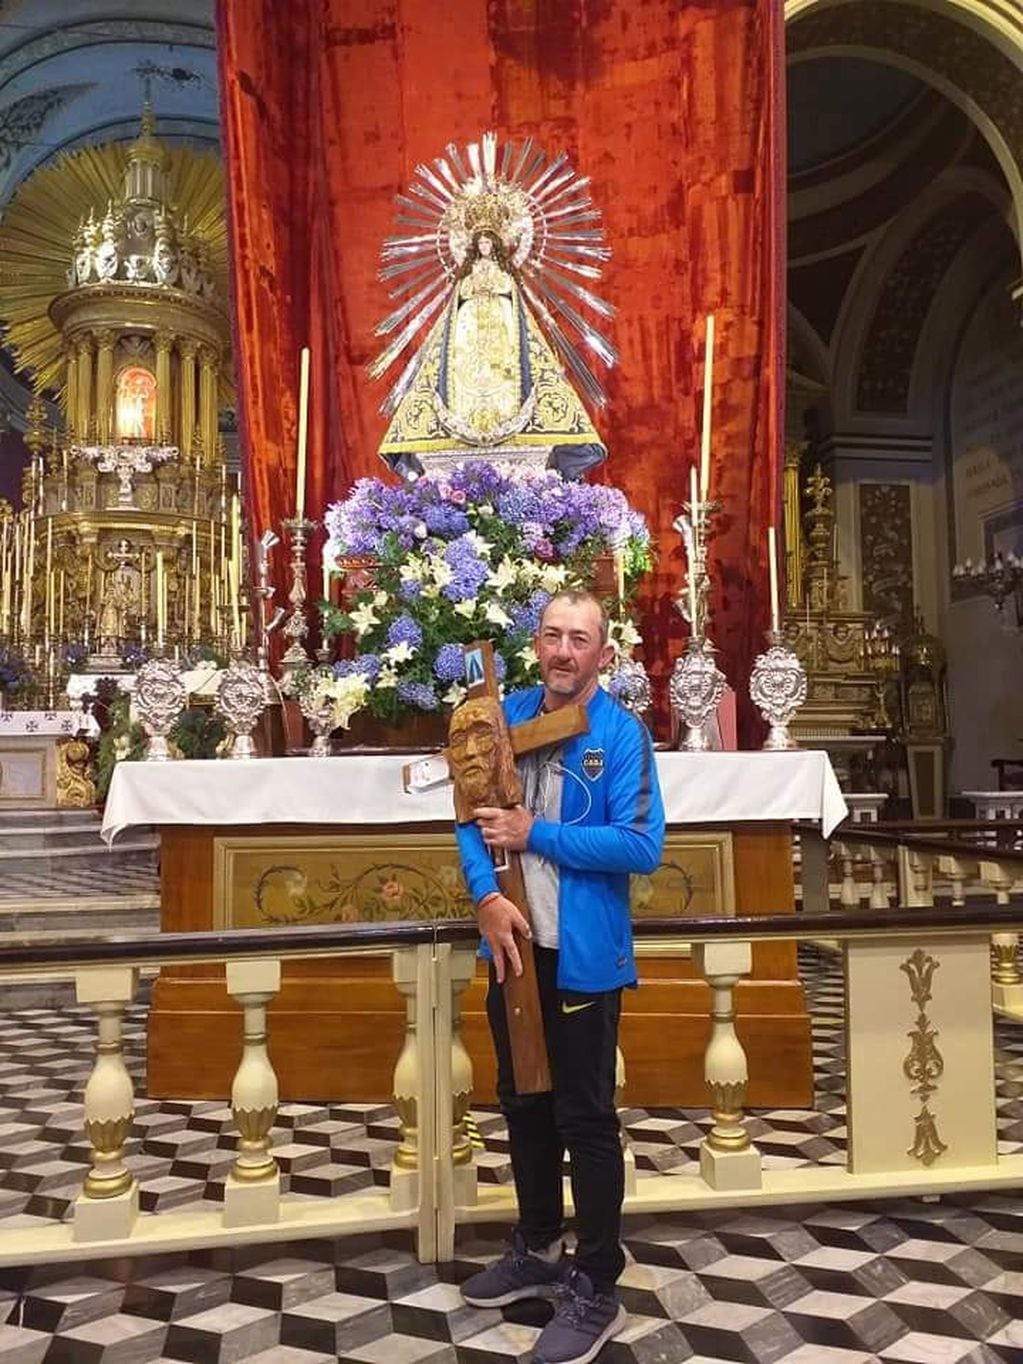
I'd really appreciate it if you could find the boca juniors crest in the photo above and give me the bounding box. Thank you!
[582,748,605,782]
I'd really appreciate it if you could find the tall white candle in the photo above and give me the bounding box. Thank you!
[156,550,165,648]
[767,525,780,634]
[296,346,310,520]
[689,464,700,539]
[700,314,715,502]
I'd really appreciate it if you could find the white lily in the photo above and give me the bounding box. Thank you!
[484,600,512,628]
[487,556,519,592]
[384,640,416,665]
[453,600,477,618]
[349,601,379,637]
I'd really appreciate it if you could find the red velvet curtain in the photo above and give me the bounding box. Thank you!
[217,0,785,737]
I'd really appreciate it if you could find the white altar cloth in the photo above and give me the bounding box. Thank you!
[102,749,846,844]
[0,710,82,737]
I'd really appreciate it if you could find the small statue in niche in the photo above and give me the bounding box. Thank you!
[95,207,120,280]
[97,538,143,654]
[152,210,179,287]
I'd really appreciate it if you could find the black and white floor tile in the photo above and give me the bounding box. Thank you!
[0,946,1022,1360]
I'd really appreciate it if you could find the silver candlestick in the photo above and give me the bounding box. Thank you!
[280,516,317,670]
[669,636,727,751]
[135,657,186,762]
[254,529,286,706]
[749,630,807,750]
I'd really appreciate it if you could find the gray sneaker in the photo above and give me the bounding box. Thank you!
[532,1268,627,1364]
[461,1232,568,1307]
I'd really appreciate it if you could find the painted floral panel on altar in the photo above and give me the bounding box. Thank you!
[212,829,735,933]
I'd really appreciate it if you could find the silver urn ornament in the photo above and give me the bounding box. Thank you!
[749,633,807,750]
[669,638,727,751]
[298,666,337,758]
[608,656,652,716]
[135,658,186,762]
[215,660,267,760]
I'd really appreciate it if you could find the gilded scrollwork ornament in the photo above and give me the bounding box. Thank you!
[750,633,807,750]
[900,948,949,1166]
[215,660,267,761]
[135,657,186,762]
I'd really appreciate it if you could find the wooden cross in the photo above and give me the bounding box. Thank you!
[406,640,588,1094]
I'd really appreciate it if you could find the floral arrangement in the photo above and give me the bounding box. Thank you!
[0,645,32,699]
[320,461,651,723]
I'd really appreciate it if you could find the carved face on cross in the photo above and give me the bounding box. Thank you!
[448,695,521,822]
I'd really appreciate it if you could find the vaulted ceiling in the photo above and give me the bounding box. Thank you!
[0,1,217,425]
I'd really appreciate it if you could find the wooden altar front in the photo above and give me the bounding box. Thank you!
[102,752,847,1108]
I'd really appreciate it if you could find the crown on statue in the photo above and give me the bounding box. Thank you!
[446,183,533,266]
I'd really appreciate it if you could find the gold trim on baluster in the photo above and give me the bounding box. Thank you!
[83,1116,134,1197]
[992,937,1022,987]
[706,1078,752,1153]
[393,1094,419,1171]
[231,1104,278,1182]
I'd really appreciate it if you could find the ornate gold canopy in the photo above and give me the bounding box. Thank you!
[0,115,229,398]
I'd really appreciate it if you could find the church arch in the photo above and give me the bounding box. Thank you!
[786,0,1023,254]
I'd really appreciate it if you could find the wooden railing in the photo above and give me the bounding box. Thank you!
[798,820,1023,1011]
[2,901,1023,1267]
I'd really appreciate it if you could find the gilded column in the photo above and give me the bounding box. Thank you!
[178,339,197,462]
[784,439,804,609]
[76,334,94,441]
[198,345,219,464]
[154,330,173,444]
[95,329,115,444]
[64,344,79,439]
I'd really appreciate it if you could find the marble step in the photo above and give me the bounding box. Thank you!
[0,837,157,864]
[0,809,101,830]
[0,826,143,852]
[0,896,160,936]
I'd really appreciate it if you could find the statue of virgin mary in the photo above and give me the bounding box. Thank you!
[370,133,618,480]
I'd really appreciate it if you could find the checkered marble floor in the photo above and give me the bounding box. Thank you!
[1,948,1023,1360]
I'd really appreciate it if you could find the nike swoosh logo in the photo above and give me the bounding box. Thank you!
[561,1000,595,1014]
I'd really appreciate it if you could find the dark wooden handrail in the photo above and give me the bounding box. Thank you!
[1,901,1021,974]
[795,820,1023,864]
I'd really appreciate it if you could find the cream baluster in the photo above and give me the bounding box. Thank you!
[868,845,891,910]
[390,945,424,1214]
[897,844,935,908]
[694,941,762,1190]
[73,966,139,1242]
[223,958,281,1228]
[980,860,1023,1012]
[837,841,858,908]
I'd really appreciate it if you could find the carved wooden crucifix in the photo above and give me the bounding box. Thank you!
[419,640,587,1094]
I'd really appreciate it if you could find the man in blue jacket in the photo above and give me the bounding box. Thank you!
[456,590,666,1364]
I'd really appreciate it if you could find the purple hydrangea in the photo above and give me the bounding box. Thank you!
[442,536,490,603]
[397,679,439,711]
[399,578,423,601]
[387,614,423,650]
[433,643,466,682]
[334,654,381,682]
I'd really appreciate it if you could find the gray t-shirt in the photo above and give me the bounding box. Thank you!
[518,744,564,949]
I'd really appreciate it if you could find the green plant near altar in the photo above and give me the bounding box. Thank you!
[319,462,651,724]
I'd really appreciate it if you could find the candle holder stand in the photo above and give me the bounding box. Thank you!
[280,516,317,672]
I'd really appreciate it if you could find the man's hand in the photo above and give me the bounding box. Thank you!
[474,803,533,852]
[477,893,532,984]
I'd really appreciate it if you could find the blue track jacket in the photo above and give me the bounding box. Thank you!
[455,685,666,993]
